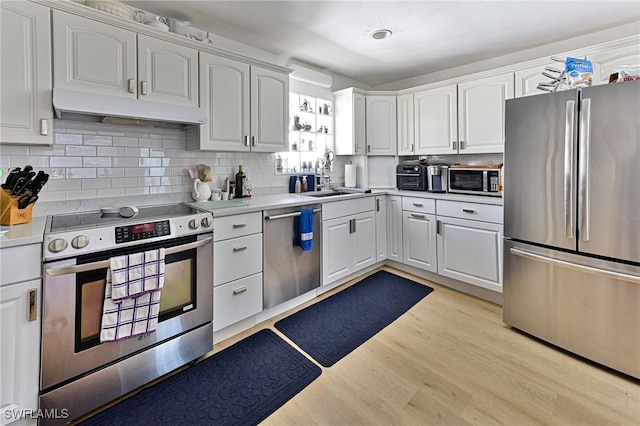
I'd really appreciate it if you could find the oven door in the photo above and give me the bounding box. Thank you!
[397,173,425,191]
[41,233,213,391]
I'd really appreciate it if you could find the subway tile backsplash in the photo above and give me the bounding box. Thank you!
[1,119,323,216]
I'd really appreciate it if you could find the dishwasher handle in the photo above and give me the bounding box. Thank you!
[264,208,321,221]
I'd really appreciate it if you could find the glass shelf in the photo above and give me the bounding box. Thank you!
[277,92,334,175]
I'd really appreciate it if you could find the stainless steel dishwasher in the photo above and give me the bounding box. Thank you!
[263,204,321,309]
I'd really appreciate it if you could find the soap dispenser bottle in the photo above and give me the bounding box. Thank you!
[301,176,308,192]
[294,176,302,193]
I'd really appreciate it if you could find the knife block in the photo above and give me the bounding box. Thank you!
[0,188,34,225]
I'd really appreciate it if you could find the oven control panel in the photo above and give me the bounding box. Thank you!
[115,220,170,244]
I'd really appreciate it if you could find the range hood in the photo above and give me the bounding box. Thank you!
[53,88,207,127]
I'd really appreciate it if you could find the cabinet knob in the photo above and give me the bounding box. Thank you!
[244,136,249,146]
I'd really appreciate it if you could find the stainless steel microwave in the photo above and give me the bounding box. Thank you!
[448,166,503,196]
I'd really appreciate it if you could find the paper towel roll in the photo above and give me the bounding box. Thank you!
[344,164,356,188]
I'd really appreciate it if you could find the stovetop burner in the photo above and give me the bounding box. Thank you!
[48,204,195,233]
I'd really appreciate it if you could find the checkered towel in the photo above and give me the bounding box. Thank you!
[100,248,165,342]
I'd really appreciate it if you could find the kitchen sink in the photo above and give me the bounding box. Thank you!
[302,191,349,197]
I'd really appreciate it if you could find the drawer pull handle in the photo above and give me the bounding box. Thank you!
[28,289,37,322]
[233,287,247,295]
[412,203,423,207]
[128,78,135,93]
[232,223,247,228]
[233,246,247,252]
[40,119,48,136]
[462,209,475,213]
[411,213,426,219]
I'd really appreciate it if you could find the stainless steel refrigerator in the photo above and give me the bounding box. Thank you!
[503,80,639,379]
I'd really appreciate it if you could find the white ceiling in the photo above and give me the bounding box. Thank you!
[124,1,640,87]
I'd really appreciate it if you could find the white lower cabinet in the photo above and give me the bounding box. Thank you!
[1,243,41,426]
[402,197,437,273]
[213,273,263,332]
[386,195,403,262]
[322,198,376,285]
[436,200,503,292]
[213,213,263,331]
[402,211,437,273]
[375,196,387,262]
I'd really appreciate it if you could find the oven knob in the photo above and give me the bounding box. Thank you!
[188,219,199,230]
[201,217,211,228]
[71,235,90,249]
[48,238,68,253]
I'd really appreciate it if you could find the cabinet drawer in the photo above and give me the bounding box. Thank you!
[322,197,375,221]
[437,200,503,224]
[213,212,262,241]
[0,244,42,286]
[214,233,262,285]
[214,273,263,331]
[402,196,436,214]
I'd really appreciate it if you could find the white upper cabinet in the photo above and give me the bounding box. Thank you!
[515,61,560,98]
[365,96,397,155]
[190,53,288,152]
[137,35,198,107]
[414,84,458,155]
[588,44,640,86]
[0,1,53,145]
[457,72,514,154]
[53,10,137,98]
[396,93,415,156]
[334,88,366,155]
[53,11,197,106]
[250,66,289,152]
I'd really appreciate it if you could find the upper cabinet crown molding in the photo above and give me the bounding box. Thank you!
[32,0,291,74]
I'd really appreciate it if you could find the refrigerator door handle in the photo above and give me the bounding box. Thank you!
[564,100,575,239]
[579,98,591,242]
[510,248,640,285]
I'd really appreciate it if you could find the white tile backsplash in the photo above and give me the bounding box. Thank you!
[3,119,345,216]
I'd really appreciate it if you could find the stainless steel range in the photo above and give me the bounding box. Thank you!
[40,204,214,425]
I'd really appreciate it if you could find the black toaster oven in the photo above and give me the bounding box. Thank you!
[396,164,427,191]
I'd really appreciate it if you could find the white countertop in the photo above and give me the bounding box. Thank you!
[0,190,502,248]
[0,216,48,249]
[186,189,503,217]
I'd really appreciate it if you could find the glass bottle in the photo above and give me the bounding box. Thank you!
[235,165,245,198]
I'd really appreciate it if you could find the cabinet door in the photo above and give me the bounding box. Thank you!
[437,217,503,292]
[137,35,198,107]
[588,45,640,86]
[0,1,52,146]
[250,66,289,152]
[352,211,376,271]
[458,73,514,154]
[515,62,559,97]
[375,196,387,262]
[396,93,415,155]
[402,211,437,273]
[0,280,41,424]
[366,96,397,155]
[322,217,352,285]
[354,92,366,155]
[53,10,136,98]
[196,53,250,151]
[386,196,403,262]
[414,85,457,155]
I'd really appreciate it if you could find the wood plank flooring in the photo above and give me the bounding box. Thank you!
[218,266,640,426]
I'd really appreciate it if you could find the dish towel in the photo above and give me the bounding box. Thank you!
[100,248,165,342]
[299,209,314,252]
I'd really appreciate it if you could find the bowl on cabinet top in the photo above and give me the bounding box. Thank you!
[84,0,137,20]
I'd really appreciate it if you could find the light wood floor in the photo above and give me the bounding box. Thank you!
[218,266,640,426]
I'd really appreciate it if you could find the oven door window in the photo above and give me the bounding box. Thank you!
[75,248,197,353]
[450,171,483,191]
